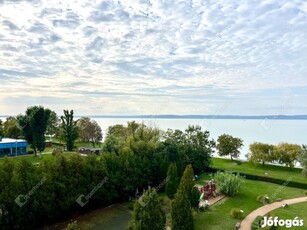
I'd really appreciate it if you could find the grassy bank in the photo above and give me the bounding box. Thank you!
[211,158,307,184]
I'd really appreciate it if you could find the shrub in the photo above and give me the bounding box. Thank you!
[305,191,307,195]
[230,208,243,219]
[65,221,80,230]
[257,195,270,204]
[213,172,243,196]
[52,147,63,156]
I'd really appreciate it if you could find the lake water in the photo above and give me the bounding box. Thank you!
[92,118,307,160]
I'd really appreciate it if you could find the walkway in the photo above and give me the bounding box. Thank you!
[239,196,307,230]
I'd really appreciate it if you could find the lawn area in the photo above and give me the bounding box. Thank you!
[211,157,307,184]
[194,178,307,230]
[270,202,307,229]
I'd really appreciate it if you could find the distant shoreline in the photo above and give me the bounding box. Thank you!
[2,115,307,120]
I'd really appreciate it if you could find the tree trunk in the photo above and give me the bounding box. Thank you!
[262,161,265,167]
[39,151,42,159]
[230,155,233,161]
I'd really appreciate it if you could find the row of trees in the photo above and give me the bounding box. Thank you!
[246,142,304,170]
[128,164,199,230]
[0,107,103,156]
[0,122,214,229]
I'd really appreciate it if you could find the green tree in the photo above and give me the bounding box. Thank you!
[0,119,3,136]
[274,143,301,169]
[17,106,51,158]
[128,188,166,230]
[46,110,59,141]
[298,145,307,176]
[165,163,179,199]
[217,134,243,160]
[61,110,78,151]
[171,189,194,230]
[178,164,195,205]
[246,142,274,166]
[190,186,200,209]
[3,117,22,138]
[77,117,102,147]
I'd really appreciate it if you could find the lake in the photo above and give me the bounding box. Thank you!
[92,118,307,160]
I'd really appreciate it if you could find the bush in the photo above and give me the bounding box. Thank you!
[257,195,270,204]
[52,147,63,156]
[305,191,307,195]
[213,172,243,196]
[230,208,243,219]
[65,221,80,230]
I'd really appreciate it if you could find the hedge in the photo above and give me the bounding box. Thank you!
[206,167,307,189]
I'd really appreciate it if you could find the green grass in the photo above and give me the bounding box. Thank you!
[269,202,307,229]
[194,178,307,230]
[211,157,307,184]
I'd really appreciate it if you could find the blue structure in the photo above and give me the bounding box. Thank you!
[0,137,28,157]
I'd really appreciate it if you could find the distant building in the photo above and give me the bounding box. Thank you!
[0,137,28,157]
[79,147,101,155]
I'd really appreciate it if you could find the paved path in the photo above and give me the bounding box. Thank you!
[239,196,307,230]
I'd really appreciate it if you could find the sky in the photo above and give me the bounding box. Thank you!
[0,0,307,116]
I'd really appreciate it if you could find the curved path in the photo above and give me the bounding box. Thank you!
[239,196,307,230]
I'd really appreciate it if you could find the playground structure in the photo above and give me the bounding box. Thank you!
[199,180,217,200]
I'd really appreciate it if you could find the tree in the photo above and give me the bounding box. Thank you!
[171,189,194,230]
[128,188,166,230]
[246,142,274,166]
[17,106,51,158]
[0,119,3,136]
[216,134,243,160]
[3,117,22,138]
[178,164,195,205]
[274,143,301,169]
[61,110,78,151]
[46,111,59,141]
[298,145,307,176]
[183,126,215,173]
[165,163,179,199]
[191,186,200,209]
[77,118,102,147]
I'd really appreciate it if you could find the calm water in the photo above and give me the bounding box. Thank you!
[93,118,307,160]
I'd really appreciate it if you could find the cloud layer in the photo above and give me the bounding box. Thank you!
[0,0,307,115]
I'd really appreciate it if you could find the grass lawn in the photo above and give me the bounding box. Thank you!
[211,157,307,184]
[194,177,307,230]
[269,202,307,229]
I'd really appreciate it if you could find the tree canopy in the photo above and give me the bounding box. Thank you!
[61,110,78,151]
[216,134,243,160]
[246,142,274,166]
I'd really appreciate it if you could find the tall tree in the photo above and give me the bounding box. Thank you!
[178,164,195,205]
[246,142,275,166]
[3,117,22,139]
[0,119,3,137]
[165,163,179,199]
[17,106,51,158]
[128,188,166,230]
[298,145,307,176]
[46,111,59,141]
[216,134,243,160]
[171,189,194,230]
[77,118,102,147]
[61,110,78,151]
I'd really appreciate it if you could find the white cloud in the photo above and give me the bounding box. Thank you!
[0,0,307,115]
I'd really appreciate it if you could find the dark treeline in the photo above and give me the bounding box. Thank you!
[0,122,215,229]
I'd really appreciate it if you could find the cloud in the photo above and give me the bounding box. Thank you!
[0,0,307,115]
